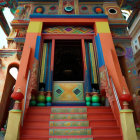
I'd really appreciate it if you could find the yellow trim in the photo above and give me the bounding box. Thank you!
[27,21,43,33]
[120,0,124,7]
[120,110,137,140]
[79,2,103,4]
[95,22,110,33]
[75,0,79,15]
[5,111,22,140]
[58,0,63,15]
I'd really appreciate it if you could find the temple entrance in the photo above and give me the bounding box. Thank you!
[53,40,83,81]
[52,40,85,105]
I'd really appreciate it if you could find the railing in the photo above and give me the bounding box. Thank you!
[104,66,121,126]
[21,70,31,126]
[111,78,121,110]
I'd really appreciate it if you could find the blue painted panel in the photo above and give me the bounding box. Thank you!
[95,34,105,68]
[30,14,108,19]
[45,42,52,91]
[85,42,92,92]
[34,36,41,60]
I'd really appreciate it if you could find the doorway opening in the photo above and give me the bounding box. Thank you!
[53,40,83,81]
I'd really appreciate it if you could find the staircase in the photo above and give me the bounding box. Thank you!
[20,106,123,140]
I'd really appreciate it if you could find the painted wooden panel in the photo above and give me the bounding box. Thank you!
[53,82,84,102]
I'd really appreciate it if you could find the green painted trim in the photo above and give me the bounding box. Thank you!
[120,109,133,113]
[10,110,22,113]
[136,128,140,132]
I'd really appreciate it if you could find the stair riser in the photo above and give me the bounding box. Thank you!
[23,120,117,128]
[22,129,120,136]
[92,129,121,135]
[20,107,122,140]
[88,114,114,119]
[23,122,50,128]
[26,115,50,121]
[22,130,49,136]
[90,121,117,126]
[28,107,111,114]
[22,129,92,136]
[20,137,122,140]
[87,108,112,113]
[94,137,122,140]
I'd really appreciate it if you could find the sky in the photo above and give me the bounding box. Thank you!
[0,8,17,79]
[0,8,14,49]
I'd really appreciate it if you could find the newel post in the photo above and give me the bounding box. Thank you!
[119,88,137,140]
[5,88,24,140]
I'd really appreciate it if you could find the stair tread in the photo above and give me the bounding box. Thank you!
[23,126,120,129]
[21,106,122,140]
[21,134,122,138]
[24,118,116,122]
[29,106,111,108]
[27,112,113,115]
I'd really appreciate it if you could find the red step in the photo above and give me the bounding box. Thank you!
[23,119,117,128]
[20,135,122,140]
[20,106,122,140]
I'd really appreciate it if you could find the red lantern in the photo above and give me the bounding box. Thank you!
[11,88,24,101]
[120,94,132,102]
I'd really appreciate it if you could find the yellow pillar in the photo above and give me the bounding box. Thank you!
[5,110,22,140]
[120,109,137,140]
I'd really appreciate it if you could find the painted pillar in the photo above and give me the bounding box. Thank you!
[45,41,52,93]
[120,109,137,140]
[14,21,43,110]
[47,39,55,97]
[95,21,130,96]
[81,39,91,94]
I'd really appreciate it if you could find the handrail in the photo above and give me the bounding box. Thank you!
[105,66,110,87]
[104,65,122,127]
[110,77,121,110]
[21,70,31,126]
[105,66,121,110]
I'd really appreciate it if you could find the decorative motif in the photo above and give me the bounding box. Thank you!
[34,6,45,14]
[49,121,89,127]
[94,7,103,14]
[49,5,58,13]
[80,5,89,14]
[108,8,117,14]
[53,82,84,103]
[64,6,74,12]
[79,4,104,15]
[62,0,75,14]
[51,107,87,113]
[43,26,94,34]
[50,114,87,120]
[73,88,81,95]
[49,128,91,136]
[56,88,64,96]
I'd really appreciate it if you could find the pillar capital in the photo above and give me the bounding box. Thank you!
[95,22,110,33]
[27,21,43,33]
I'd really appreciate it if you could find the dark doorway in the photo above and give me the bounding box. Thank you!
[53,40,83,81]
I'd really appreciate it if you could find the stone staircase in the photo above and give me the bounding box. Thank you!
[20,106,123,140]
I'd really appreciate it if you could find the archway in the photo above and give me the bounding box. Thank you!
[0,63,19,128]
